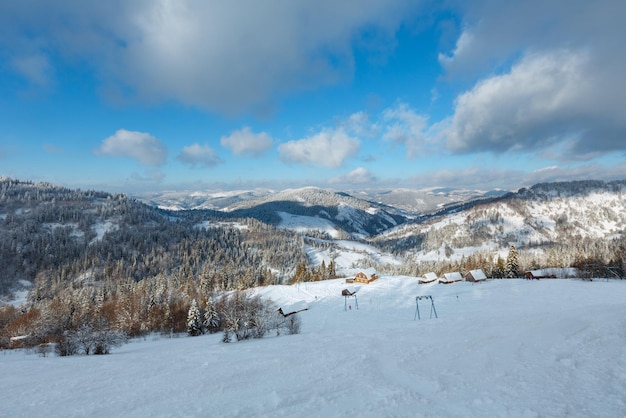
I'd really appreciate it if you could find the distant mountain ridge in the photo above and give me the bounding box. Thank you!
[134,186,503,214]
[134,186,506,238]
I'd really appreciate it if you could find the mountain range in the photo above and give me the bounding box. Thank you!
[1,177,625,301]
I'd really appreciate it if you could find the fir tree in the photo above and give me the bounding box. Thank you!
[203,299,219,333]
[186,299,202,336]
[506,245,520,278]
[493,256,506,278]
[328,260,336,280]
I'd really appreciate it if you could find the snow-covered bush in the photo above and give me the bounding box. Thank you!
[54,318,127,356]
[217,291,300,342]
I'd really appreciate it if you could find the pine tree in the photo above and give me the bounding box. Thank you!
[319,260,327,281]
[203,299,219,333]
[328,260,336,280]
[506,245,520,278]
[186,299,202,336]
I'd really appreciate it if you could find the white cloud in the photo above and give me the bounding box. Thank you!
[329,167,377,185]
[343,111,377,138]
[382,103,429,158]
[440,1,625,78]
[177,144,223,168]
[95,129,167,166]
[220,127,273,157]
[278,128,360,168]
[435,0,626,158]
[436,49,626,157]
[0,1,418,113]
[441,50,587,153]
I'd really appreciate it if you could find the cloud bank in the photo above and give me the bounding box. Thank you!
[0,0,416,113]
[437,0,626,159]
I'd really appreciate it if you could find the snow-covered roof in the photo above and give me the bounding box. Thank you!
[526,268,580,278]
[279,300,309,315]
[423,272,438,281]
[468,269,487,280]
[360,267,377,276]
[443,272,463,282]
[355,268,377,280]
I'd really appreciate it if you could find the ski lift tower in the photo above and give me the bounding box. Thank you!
[342,288,359,311]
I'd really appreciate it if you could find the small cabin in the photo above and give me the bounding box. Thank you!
[439,272,463,284]
[278,300,309,317]
[419,272,438,284]
[465,269,487,283]
[348,269,378,284]
[524,268,579,280]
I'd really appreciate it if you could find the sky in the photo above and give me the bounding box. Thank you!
[1,0,625,194]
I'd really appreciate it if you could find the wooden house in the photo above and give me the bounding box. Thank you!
[348,269,378,284]
[465,269,487,283]
[439,272,463,284]
[419,272,438,284]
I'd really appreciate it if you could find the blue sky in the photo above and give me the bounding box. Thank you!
[1,0,625,193]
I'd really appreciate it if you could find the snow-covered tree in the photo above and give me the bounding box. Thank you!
[203,299,219,333]
[506,245,520,278]
[187,299,202,336]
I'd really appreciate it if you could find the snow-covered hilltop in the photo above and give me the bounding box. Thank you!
[3,276,626,417]
[376,180,626,266]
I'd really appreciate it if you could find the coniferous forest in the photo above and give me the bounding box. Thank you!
[0,177,624,353]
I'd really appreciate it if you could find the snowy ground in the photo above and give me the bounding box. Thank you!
[2,277,626,417]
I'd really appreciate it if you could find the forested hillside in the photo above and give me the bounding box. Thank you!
[375,180,626,278]
[0,178,306,299]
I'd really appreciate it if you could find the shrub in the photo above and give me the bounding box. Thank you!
[218,291,299,342]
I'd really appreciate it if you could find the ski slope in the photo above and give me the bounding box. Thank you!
[2,277,626,417]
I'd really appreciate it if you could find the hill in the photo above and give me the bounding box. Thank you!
[140,186,411,238]
[375,180,626,274]
[0,178,307,300]
[135,186,499,214]
[2,276,625,417]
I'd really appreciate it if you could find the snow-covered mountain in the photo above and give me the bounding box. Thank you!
[350,187,507,214]
[137,188,275,211]
[134,186,502,239]
[377,180,626,262]
[152,187,411,238]
[135,181,626,258]
[135,186,500,214]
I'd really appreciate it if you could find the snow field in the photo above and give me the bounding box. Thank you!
[1,278,626,417]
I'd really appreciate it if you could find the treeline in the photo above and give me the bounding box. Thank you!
[354,238,626,281]
[1,273,299,352]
